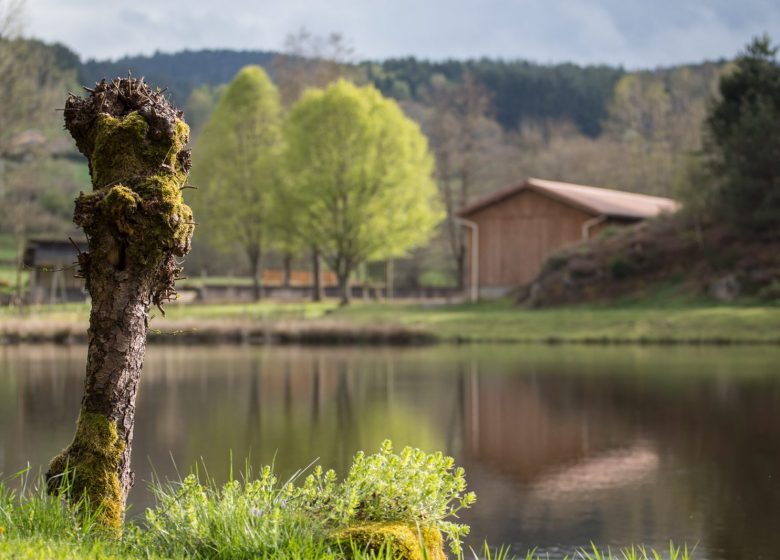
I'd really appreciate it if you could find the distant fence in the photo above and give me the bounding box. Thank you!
[187,284,461,302]
[261,269,338,287]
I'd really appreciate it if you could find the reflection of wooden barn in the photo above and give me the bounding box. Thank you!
[457,178,680,298]
[23,238,88,303]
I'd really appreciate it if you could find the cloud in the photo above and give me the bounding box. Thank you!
[24,0,780,67]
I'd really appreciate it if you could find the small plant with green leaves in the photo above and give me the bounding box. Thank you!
[296,440,476,553]
[347,441,476,552]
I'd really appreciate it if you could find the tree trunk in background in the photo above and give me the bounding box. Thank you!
[456,245,466,292]
[13,232,23,307]
[337,270,351,306]
[46,78,194,531]
[386,259,394,300]
[311,247,323,302]
[283,253,292,288]
[248,247,262,301]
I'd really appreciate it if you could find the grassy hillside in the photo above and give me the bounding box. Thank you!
[523,215,780,309]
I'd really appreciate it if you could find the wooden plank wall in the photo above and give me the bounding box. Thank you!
[466,190,595,288]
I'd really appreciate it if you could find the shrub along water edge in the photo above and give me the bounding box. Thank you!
[0,442,694,560]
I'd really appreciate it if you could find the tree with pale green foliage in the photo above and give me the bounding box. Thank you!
[190,65,282,300]
[284,80,443,304]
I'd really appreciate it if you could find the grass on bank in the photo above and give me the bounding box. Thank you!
[0,234,16,263]
[0,266,28,296]
[2,298,780,344]
[0,442,694,560]
[333,299,780,343]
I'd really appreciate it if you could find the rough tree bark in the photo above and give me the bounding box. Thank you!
[46,77,194,531]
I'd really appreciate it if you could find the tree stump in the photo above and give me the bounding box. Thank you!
[46,77,194,530]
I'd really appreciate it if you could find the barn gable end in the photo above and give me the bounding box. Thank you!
[458,179,679,298]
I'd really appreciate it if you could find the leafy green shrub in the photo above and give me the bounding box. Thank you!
[142,441,476,557]
[610,257,634,280]
[297,440,476,553]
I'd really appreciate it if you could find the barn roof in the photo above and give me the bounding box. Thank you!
[23,237,88,268]
[458,178,680,220]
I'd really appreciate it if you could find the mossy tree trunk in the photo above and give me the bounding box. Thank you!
[46,78,194,531]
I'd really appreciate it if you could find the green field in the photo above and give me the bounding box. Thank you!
[0,267,28,295]
[2,299,780,344]
[0,234,16,263]
[0,234,26,294]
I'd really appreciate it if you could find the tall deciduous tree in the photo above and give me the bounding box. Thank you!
[425,71,494,289]
[190,66,282,299]
[705,35,780,236]
[285,80,443,304]
[47,78,194,530]
[272,29,355,300]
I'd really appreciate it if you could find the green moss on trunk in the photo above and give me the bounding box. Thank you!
[74,109,193,289]
[47,412,124,531]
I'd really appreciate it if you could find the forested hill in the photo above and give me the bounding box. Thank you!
[79,49,625,136]
[369,58,624,136]
[79,49,276,106]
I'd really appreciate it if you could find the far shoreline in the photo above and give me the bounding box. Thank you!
[2,299,780,347]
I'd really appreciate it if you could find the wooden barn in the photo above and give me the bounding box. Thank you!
[23,238,88,303]
[457,178,679,299]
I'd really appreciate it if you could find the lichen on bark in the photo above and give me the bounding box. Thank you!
[47,77,194,529]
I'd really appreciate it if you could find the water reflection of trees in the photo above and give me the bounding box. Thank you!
[2,345,780,559]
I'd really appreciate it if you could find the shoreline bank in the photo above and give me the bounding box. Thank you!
[2,316,780,346]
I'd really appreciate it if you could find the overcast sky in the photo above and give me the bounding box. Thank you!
[24,0,780,67]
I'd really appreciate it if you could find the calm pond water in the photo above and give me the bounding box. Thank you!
[2,344,780,559]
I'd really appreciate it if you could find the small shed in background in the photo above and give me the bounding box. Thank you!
[23,238,88,303]
[457,178,680,299]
